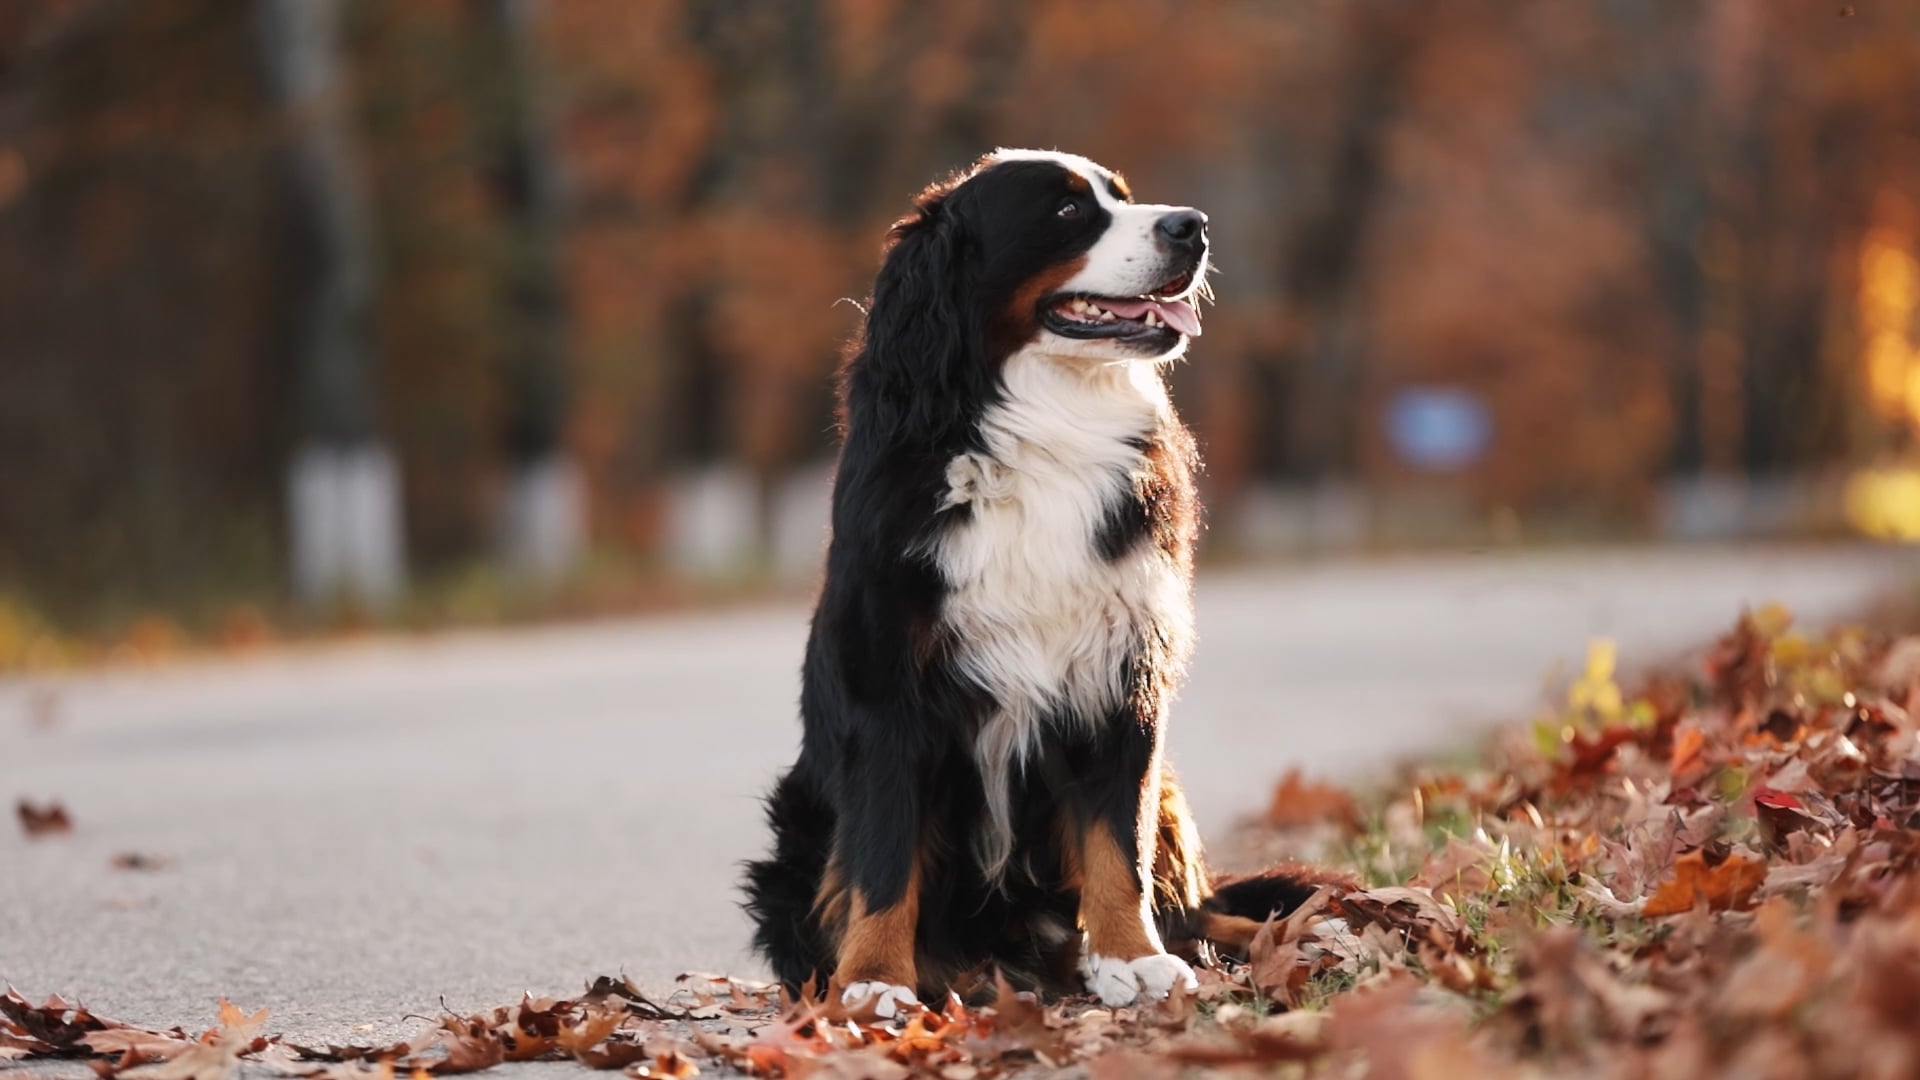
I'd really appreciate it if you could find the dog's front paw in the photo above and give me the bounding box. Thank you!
[1080,952,1198,1007]
[841,980,920,1019]
[1128,953,1200,999]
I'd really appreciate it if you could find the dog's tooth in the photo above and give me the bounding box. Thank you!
[1144,311,1159,327]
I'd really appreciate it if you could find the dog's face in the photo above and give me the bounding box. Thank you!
[897,149,1211,364]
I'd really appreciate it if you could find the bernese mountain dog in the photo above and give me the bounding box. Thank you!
[744,149,1322,1017]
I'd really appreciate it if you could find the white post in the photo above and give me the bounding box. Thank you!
[257,0,405,609]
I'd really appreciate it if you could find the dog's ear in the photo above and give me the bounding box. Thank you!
[848,189,987,444]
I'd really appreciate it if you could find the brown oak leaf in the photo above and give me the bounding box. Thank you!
[1641,848,1768,917]
[17,799,72,838]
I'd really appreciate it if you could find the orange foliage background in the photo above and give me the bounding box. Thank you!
[1,0,1917,620]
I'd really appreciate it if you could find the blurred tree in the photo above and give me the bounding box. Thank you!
[350,3,502,572]
[0,1,283,624]
[1271,0,1426,488]
[256,0,403,607]
[4,0,1919,627]
[477,0,582,582]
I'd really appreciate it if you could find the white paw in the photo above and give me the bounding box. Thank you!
[1080,952,1198,1007]
[1129,953,1200,999]
[841,981,919,1018]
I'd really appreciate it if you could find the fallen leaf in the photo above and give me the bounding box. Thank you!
[120,1000,268,1080]
[1264,769,1360,830]
[1757,707,1804,743]
[1245,916,1307,1007]
[17,799,72,837]
[2,1030,55,1059]
[1641,848,1768,917]
[419,1019,503,1075]
[1669,725,1706,782]
[1556,726,1640,789]
[80,1029,197,1060]
[557,1006,649,1069]
[1,987,121,1048]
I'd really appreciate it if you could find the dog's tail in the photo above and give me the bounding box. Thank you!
[741,766,841,993]
[1150,775,1356,958]
[1167,864,1358,957]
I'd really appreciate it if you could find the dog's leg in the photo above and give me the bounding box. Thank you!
[829,733,923,1017]
[835,861,921,1017]
[1069,725,1199,1007]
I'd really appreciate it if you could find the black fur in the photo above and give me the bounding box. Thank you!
[742,153,1321,1002]
[1205,870,1338,928]
[740,769,840,985]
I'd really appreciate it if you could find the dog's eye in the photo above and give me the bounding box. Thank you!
[1057,199,1080,219]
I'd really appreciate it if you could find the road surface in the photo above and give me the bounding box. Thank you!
[1,545,1913,1045]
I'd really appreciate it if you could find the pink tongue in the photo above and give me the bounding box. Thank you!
[1153,299,1202,337]
[1099,297,1203,337]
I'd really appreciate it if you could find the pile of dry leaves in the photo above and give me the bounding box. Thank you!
[8,607,1920,1078]
[1216,605,1920,1078]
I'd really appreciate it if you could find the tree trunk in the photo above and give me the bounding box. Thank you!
[256,0,405,609]
[483,0,583,582]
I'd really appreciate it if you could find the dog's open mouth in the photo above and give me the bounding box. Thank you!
[1041,271,1203,341]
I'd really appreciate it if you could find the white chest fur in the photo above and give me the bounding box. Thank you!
[933,350,1194,876]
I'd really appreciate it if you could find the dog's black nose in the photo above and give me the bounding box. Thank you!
[1155,209,1207,250]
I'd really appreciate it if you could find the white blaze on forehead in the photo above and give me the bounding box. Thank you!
[987,148,1132,213]
[988,147,1115,191]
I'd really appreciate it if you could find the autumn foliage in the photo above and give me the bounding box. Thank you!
[1213,607,1920,1077]
[3,3,1919,621]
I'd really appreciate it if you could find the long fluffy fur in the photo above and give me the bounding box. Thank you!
[942,350,1193,879]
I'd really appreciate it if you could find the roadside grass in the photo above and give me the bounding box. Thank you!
[0,550,792,675]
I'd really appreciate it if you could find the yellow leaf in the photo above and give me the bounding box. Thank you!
[1583,639,1617,683]
[1752,602,1793,638]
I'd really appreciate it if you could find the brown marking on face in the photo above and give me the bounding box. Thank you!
[993,254,1088,357]
[1077,820,1164,961]
[1108,172,1132,202]
[1064,169,1091,194]
[832,859,922,989]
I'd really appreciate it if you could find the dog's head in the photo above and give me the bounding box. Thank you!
[888,149,1209,362]
[851,150,1210,438]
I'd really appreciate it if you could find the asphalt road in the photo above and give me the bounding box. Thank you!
[2,545,1913,1046]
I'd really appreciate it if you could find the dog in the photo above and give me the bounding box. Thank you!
[743,149,1324,1017]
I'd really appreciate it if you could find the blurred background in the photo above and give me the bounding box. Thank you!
[3,0,1920,657]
